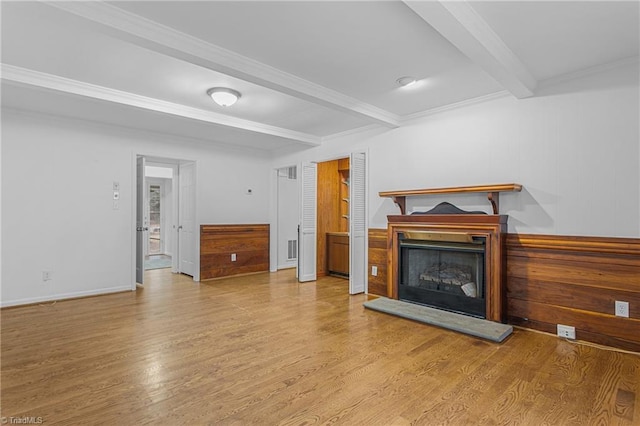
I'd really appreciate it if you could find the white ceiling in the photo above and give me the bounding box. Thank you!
[2,1,638,151]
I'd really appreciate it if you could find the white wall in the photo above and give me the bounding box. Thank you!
[273,62,640,238]
[3,61,638,307]
[1,111,272,306]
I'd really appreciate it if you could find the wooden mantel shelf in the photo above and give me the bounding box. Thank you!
[379,183,522,215]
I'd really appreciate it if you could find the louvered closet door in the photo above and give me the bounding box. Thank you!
[298,162,317,282]
[349,152,366,294]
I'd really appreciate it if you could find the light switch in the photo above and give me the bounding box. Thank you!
[113,191,120,200]
[113,181,120,191]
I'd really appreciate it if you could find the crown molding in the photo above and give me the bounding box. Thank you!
[44,1,400,128]
[538,56,640,90]
[2,107,286,155]
[321,124,384,142]
[400,90,510,124]
[405,0,537,99]
[1,64,322,146]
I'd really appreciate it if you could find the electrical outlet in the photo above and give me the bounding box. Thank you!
[371,266,378,276]
[42,271,53,282]
[615,301,629,318]
[231,253,237,262]
[557,324,575,339]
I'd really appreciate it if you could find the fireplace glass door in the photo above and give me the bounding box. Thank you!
[399,235,486,318]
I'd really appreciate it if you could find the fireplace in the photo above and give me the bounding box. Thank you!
[387,214,507,322]
[398,232,486,318]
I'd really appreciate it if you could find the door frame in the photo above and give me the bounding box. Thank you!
[270,150,369,293]
[271,165,300,272]
[131,153,199,289]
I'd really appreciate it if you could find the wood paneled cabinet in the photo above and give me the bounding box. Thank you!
[327,232,349,277]
[317,157,350,277]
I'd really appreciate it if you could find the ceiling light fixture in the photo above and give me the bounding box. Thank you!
[207,87,241,107]
[396,76,418,87]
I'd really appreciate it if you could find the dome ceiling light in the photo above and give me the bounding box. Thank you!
[207,87,241,107]
[396,76,418,87]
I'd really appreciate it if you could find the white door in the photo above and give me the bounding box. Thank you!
[135,156,147,285]
[349,152,367,294]
[144,182,151,257]
[298,162,317,282]
[178,162,196,276]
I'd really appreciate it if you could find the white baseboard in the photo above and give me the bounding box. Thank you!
[0,285,133,308]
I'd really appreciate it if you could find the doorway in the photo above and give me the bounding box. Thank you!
[296,151,367,294]
[276,166,299,271]
[145,165,174,271]
[134,155,198,287]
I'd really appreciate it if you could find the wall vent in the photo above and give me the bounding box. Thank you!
[278,166,297,180]
[287,166,297,180]
[287,239,297,260]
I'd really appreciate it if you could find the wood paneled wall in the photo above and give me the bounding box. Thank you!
[316,160,341,277]
[200,224,269,280]
[368,229,388,297]
[367,228,640,351]
[506,234,640,351]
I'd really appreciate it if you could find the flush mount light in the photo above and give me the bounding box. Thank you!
[207,87,241,107]
[396,76,418,87]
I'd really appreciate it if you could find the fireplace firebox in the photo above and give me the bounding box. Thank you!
[387,214,507,322]
[398,233,486,318]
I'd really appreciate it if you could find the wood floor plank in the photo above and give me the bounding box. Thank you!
[2,268,640,425]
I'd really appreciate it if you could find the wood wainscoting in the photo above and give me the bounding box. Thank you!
[506,234,640,351]
[367,228,640,351]
[368,228,388,296]
[200,224,269,280]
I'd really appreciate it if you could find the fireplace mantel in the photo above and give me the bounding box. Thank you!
[379,183,522,215]
[387,214,508,322]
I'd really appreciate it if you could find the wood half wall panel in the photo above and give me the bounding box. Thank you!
[508,298,640,343]
[506,233,640,351]
[367,228,640,350]
[368,228,388,297]
[201,224,269,280]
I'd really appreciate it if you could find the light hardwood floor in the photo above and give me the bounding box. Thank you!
[2,269,639,425]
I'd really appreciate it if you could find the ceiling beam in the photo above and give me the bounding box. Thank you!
[1,64,322,146]
[404,1,537,99]
[45,1,400,128]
